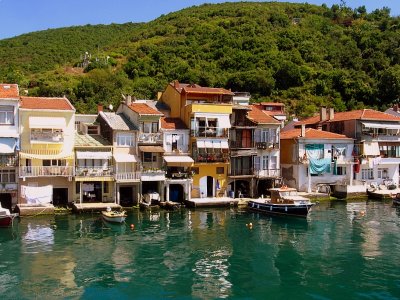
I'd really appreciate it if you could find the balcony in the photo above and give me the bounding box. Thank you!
[255,142,279,150]
[20,166,74,177]
[231,119,256,127]
[254,169,281,178]
[166,171,192,179]
[30,132,64,143]
[0,155,18,167]
[115,172,141,182]
[75,166,114,177]
[141,168,166,181]
[191,127,228,138]
[230,141,254,149]
[229,168,254,177]
[138,133,162,143]
[193,152,229,163]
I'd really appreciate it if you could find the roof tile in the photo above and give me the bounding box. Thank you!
[247,105,280,124]
[161,117,188,130]
[128,103,163,115]
[0,84,19,98]
[20,96,74,110]
[281,128,352,139]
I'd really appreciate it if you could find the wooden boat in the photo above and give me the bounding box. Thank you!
[0,204,18,227]
[248,187,314,217]
[101,208,127,223]
[367,182,400,200]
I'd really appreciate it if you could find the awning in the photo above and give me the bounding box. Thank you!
[0,137,17,153]
[218,115,231,128]
[113,153,138,163]
[221,140,229,149]
[362,121,400,130]
[20,151,74,160]
[139,146,165,153]
[204,140,213,148]
[76,151,112,159]
[363,142,380,156]
[197,140,205,148]
[196,139,229,149]
[29,116,66,129]
[164,155,194,166]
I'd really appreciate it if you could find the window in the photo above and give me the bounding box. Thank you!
[0,105,14,125]
[76,182,80,193]
[361,168,374,180]
[190,167,199,174]
[143,152,157,162]
[262,156,268,170]
[142,122,158,133]
[172,134,178,151]
[117,133,134,147]
[335,167,346,175]
[377,168,389,179]
[261,130,269,143]
[216,167,224,174]
[103,182,109,193]
[43,160,66,166]
[0,170,16,183]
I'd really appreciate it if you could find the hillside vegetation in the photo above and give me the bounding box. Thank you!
[0,2,399,116]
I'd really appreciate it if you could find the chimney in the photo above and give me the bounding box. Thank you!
[97,104,103,113]
[394,104,399,112]
[329,108,334,120]
[174,80,179,89]
[127,95,132,106]
[320,107,327,122]
[301,124,306,137]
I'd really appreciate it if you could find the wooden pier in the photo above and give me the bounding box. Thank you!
[185,197,239,208]
[72,202,122,213]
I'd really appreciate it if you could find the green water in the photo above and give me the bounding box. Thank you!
[1,200,400,299]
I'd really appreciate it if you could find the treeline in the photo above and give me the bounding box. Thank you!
[0,2,400,117]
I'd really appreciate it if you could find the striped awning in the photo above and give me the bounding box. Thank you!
[20,151,74,160]
[139,146,165,153]
[0,138,17,153]
[29,116,66,129]
[76,151,112,160]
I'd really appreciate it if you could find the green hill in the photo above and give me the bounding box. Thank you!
[0,2,399,116]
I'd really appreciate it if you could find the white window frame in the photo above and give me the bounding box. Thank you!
[0,105,14,125]
[262,155,268,170]
[361,168,374,180]
[117,133,134,147]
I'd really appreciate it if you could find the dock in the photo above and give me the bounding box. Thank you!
[71,202,122,213]
[15,203,55,216]
[185,197,239,208]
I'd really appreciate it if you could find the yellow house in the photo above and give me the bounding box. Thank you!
[18,97,75,205]
[160,81,233,198]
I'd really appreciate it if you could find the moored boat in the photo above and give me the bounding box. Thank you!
[367,182,400,200]
[248,187,314,217]
[391,193,400,206]
[101,207,127,223]
[0,204,18,227]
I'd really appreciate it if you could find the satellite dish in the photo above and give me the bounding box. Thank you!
[109,104,113,111]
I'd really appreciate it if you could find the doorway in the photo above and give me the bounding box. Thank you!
[0,193,12,210]
[120,186,133,206]
[53,188,68,206]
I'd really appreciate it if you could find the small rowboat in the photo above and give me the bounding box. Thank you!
[101,208,127,223]
[0,204,18,227]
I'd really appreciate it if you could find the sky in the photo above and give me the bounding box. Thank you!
[0,0,399,40]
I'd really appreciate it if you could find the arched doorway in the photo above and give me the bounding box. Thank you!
[200,176,214,197]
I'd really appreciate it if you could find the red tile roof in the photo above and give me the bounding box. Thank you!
[128,103,163,115]
[247,105,281,124]
[171,81,234,96]
[161,117,188,130]
[281,128,352,140]
[297,109,400,125]
[20,96,74,110]
[259,102,284,106]
[0,84,19,98]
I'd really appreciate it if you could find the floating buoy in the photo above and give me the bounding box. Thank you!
[130,224,135,229]
[360,211,365,217]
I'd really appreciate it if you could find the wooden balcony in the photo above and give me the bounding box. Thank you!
[115,172,141,182]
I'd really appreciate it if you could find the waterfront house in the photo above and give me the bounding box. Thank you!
[116,97,165,202]
[161,117,193,202]
[96,106,141,206]
[74,112,114,204]
[19,96,75,205]
[253,102,287,127]
[281,126,354,192]
[247,105,282,196]
[0,84,20,209]
[295,107,400,189]
[159,81,232,199]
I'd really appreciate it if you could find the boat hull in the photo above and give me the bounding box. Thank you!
[393,198,400,206]
[101,211,126,223]
[248,200,314,217]
[0,214,17,227]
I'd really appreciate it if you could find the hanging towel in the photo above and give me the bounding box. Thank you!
[309,158,331,175]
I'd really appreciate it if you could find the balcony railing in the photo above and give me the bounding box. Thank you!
[31,132,64,143]
[230,141,254,149]
[231,119,256,127]
[138,133,162,143]
[115,172,141,181]
[75,166,114,177]
[20,166,74,177]
[0,155,18,167]
[191,127,228,138]
[255,142,279,150]
[193,153,229,163]
[166,171,192,179]
[254,169,281,177]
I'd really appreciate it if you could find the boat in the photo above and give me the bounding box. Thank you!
[101,207,127,223]
[366,182,400,200]
[247,187,314,217]
[391,193,400,206]
[0,203,18,227]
